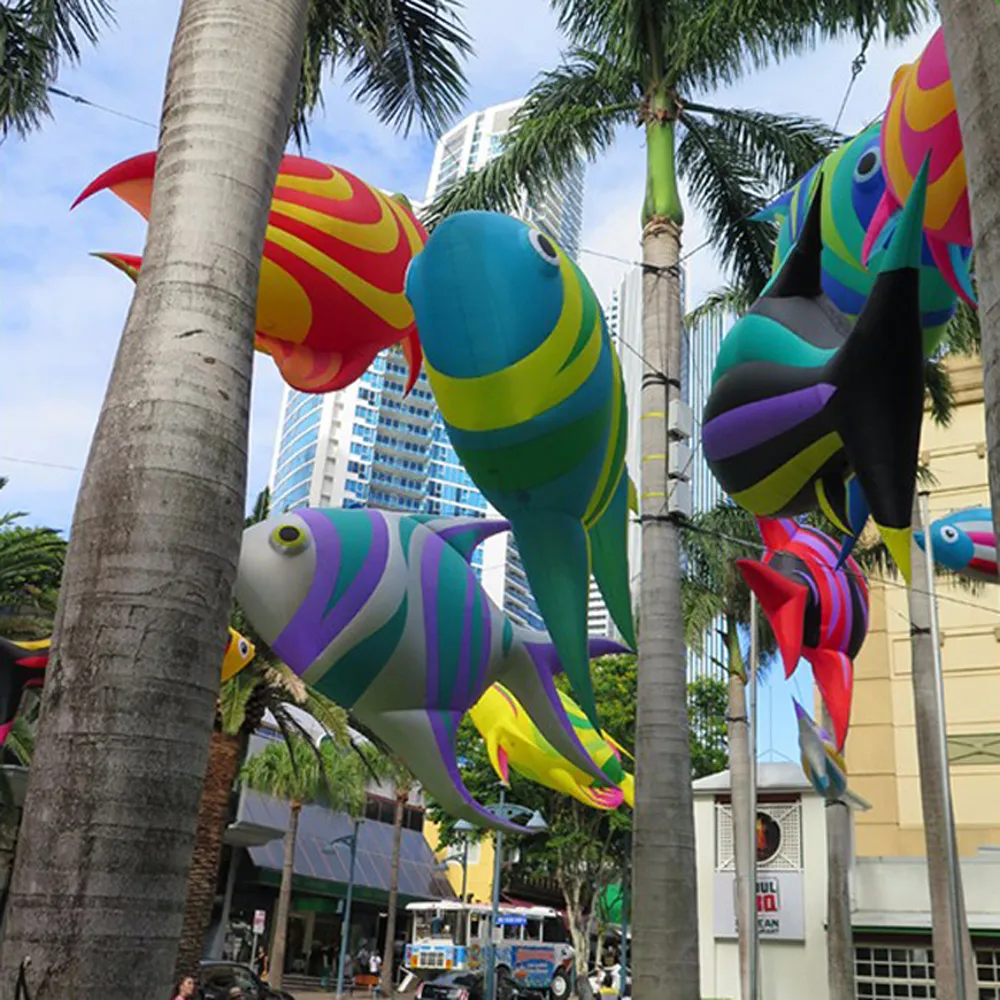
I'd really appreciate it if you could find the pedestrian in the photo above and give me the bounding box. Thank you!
[256,945,269,983]
[228,988,245,1000]
[172,975,197,1000]
[369,951,382,997]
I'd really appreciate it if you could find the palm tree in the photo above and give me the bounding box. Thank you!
[241,734,368,990]
[681,501,774,1000]
[0,3,470,996]
[0,0,113,138]
[423,4,931,993]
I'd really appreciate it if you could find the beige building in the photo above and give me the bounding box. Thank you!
[849,354,1000,858]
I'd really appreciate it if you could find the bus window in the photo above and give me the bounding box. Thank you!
[527,919,544,942]
[469,915,482,942]
[413,910,442,940]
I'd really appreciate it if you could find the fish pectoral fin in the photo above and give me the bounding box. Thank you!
[268,341,378,395]
[402,328,423,396]
[736,558,808,677]
[842,789,872,812]
[806,648,854,751]
[588,473,636,650]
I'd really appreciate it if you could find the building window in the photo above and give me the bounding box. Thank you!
[715,800,802,872]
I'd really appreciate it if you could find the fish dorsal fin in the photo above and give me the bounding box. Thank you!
[763,174,824,300]
[419,516,511,563]
[756,516,799,552]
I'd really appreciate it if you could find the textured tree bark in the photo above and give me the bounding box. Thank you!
[0,1,308,996]
[908,509,976,1000]
[270,800,302,990]
[632,216,700,1000]
[174,728,242,980]
[381,789,407,992]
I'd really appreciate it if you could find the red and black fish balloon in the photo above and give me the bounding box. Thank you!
[737,517,869,750]
[73,153,428,395]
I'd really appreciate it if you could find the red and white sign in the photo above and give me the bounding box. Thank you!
[712,872,805,941]
[253,909,266,936]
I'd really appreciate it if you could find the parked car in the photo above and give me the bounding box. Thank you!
[197,960,296,1000]
[416,969,547,1000]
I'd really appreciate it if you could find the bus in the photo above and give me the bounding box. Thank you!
[403,901,574,998]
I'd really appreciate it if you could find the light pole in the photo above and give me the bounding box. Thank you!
[438,818,476,909]
[324,819,362,1000]
[482,788,547,1000]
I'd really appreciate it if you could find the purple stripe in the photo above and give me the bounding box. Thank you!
[436,519,511,544]
[472,592,493,703]
[272,509,389,673]
[452,577,476,711]
[422,538,444,706]
[703,383,836,461]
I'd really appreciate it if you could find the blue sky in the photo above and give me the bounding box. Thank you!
[0,2,939,759]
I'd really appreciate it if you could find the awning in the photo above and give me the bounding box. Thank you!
[242,791,456,904]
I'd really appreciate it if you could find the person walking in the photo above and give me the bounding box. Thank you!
[369,951,382,997]
[172,975,197,1000]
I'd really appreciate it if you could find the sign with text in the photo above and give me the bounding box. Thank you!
[253,909,267,936]
[496,913,528,927]
[712,871,805,941]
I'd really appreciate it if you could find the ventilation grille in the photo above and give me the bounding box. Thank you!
[715,800,803,872]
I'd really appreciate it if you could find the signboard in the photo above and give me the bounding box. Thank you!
[712,871,805,941]
[497,914,528,927]
[253,909,267,936]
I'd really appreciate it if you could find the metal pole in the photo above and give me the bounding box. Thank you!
[748,594,759,1000]
[619,855,630,999]
[211,846,241,959]
[336,820,361,1000]
[461,836,469,903]
[919,492,967,1000]
[487,787,505,1000]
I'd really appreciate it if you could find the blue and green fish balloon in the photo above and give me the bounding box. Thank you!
[234,508,625,831]
[915,506,999,583]
[404,213,635,729]
[703,163,931,582]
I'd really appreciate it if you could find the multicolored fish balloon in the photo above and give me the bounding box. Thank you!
[469,683,634,811]
[0,628,255,748]
[864,27,975,307]
[915,506,998,582]
[737,517,869,750]
[755,119,966,354]
[793,699,869,810]
[704,165,930,580]
[233,508,626,831]
[404,213,635,730]
[74,153,427,394]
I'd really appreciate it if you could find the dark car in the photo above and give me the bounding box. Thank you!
[197,960,297,1000]
[416,970,544,1000]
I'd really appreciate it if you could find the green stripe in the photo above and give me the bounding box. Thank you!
[435,550,468,707]
[587,381,628,526]
[558,259,598,373]
[323,509,372,616]
[502,618,514,656]
[711,313,836,385]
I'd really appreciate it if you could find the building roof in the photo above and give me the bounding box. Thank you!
[692,762,813,795]
[242,791,456,903]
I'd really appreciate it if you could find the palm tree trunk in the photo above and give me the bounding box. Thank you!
[175,728,243,980]
[381,789,407,993]
[633,105,699,999]
[0,3,308,996]
[271,800,302,991]
[907,515,976,1000]
[822,706,853,1000]
[724,621,752,1000]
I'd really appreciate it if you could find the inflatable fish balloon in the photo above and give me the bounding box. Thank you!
[794,699,869,809]
[704,165,930,579]
[755,120,965,354]
[737,518,869,750]
[234,508,626,831]
[915,506,999,582]
[0,628,254,747]
[74,153,427,394]
[469,683,634,811]
[864,27,975,307]
[405,213,635,730]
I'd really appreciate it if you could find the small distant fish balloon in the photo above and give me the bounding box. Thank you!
[234,508,626,831]
[405,213,635,731]
[755,119,966,354]
[793,699,869,809]
[74,153,427,394]
[704,166,930,579]
[864,27,975,307]
[914,506,999,582]
[737,517,869,750]
[469,682,634,811]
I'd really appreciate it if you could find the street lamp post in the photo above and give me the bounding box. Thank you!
[481,788,548,1000]
[324,819,362,1000]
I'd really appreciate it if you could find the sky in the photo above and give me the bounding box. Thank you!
[0,2,940,761]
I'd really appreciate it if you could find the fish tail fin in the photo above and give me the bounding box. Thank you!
[0,637,50,746]
[92,252,143,282]
[588,473,637,650]
[736,558,807,677]
[619,772,635,808]
[806,648,854,751]
[510,513,599,729]
[928,237,977,308]
[825,158,931,584]
[402,328,423,396]
[751,185,796,224]
[73,152,157,217]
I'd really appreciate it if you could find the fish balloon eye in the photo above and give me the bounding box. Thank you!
[854,147,882,183]
[239,639,250,657]
[269,522,309,555]
[527,229,560,266]
[940,525,960,544]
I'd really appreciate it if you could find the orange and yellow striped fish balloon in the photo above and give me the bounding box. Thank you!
[73,153,428,394]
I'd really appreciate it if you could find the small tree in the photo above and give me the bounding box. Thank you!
[241,736,367,989]
[687,676,728,779]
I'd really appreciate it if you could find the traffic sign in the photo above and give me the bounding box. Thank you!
[253,909,266,935]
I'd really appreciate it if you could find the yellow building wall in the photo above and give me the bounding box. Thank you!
[850,355,1000,857]
[423,818,496,904]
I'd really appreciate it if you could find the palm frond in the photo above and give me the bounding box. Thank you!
[684,283,751,328]
[924,357,955,429]
[423,49,636,227]
[941,301,981,357]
